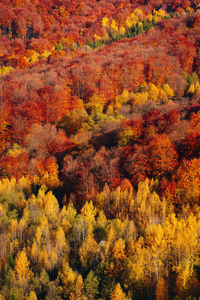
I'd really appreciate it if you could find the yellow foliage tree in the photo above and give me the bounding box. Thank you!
[112,238,126,262]
[110,283,128,300]
[0,66,14,75]
[15,250,32,292]
[55,225,68,255]
[31,240,39,264]
[81,201,97,232]
[69,274,88,300]
[148,83,159,102]
[39,214,50,239]
[126,237,156,287]
[79,234,98,269]
[176,260,195,297]
[96,210,107,227]
[102,17,109,28]
[60,261,76,295]
[104,225,116,257]
[111,19,119,32]
[132,91,148,106]
[112,238,126,274]
[58,202,77,234]
[36,187,60,225]
[28,291,37,300]
[38,248,50,270]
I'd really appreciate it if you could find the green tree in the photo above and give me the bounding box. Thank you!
[84,271,99,300]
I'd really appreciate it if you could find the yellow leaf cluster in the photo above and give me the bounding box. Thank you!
[102,17,109,28]
[41,50,52,59]
[131,83,174,106]
[188,81,200,94]
[153,9,166,23]
[7,143,24,157]
[81,201,97,224]
[111,19,119,32]
[0,66,14,75]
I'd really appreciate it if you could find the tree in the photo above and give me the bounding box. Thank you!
[120,145,151,189]
[60,108,88,135]
[0,148,29,180]
[58,202,77,234]
[28,291,37,300]
[38,187,60,224]
[79,234,98,269]
[177,133,200,160]
[91,147,120,190]
[174,157,200,206]
[25,123,70,159]
[36,85,72,123]
[134,178,159,231]
[55,225,68,256]
[34,156,61,189]
[84,271,99,300]
[176,260,195,298]
[112,238,126,274]
[70,274,88,300]
[110,283,128,300]
[81,201,97,228]
[60,260,76,297]
[148,134,178,176]
[126,237,150,290]
[0,102,10,155]
[15,249,32,293]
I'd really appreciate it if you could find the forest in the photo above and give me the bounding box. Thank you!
[2,0,200,299]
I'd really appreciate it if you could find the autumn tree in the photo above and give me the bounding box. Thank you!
[69,274,88,300]
[120,145,151,189]
[34,156,61,189]
[148,133,178,177]
[60,259,76,297]
[110,283,128,300]
[79,233,98,270]
[173,157,200,206]
[25,123,70,159]
[28,291,37,300]
[14,249,32,294]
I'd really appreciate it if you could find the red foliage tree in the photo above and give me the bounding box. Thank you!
[148,133,178,177]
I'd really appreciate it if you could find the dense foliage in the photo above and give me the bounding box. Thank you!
[2,0,200,299]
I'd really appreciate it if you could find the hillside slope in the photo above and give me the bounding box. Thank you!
[1,1,200,299]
